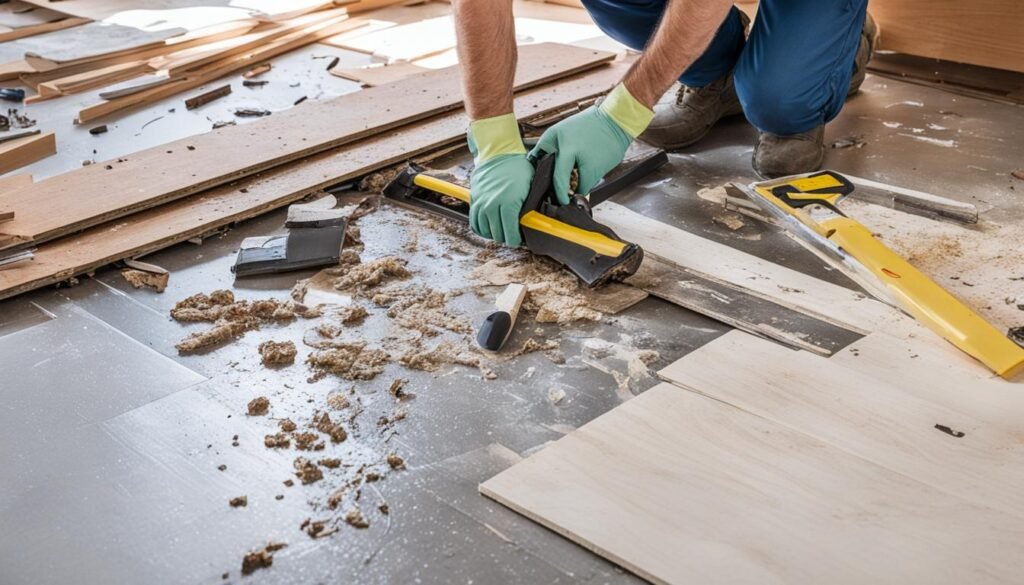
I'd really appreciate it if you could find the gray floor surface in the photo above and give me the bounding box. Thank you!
[1,24,1022,585]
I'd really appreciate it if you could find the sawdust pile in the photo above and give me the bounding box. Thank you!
[259,340,297,365]
[171,290,317,354]
[307,342,391,381]
[397,339,493,378]
[121,269,169,293]
[374,285,472,336]
[327,256,410,292]
[473,257,603,324]
[294,457,323,485]
[247,396,269,416]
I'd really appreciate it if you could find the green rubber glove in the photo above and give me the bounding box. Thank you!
[467,113,534,247]
[529,83,654,203]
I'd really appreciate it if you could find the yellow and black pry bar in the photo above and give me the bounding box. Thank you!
[384,153,646,288]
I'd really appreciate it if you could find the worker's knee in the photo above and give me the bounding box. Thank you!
[579,0,666,52]
[735,72,825,136]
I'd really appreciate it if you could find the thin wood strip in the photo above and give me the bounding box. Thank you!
[660,330,1024,519]
[76,15,368,123]
[28,60,151,103]
[0,59,626,300]
[0,132,55,175]
[481,382,1024,585]
[0,43,614,254]
[0,16,89,43]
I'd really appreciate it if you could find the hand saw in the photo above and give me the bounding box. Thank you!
[383,150,666,288]
[735,170,1024,379]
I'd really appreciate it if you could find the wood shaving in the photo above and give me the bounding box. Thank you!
[121,268,169,292]
[473,257,603,324]
[247,396,269,416]
[241,542,286,575]
[327,256,410,292]
[294,457,323,485]
[307,342,390,381]
[259,340,296,365]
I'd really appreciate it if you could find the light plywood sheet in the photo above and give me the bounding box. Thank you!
[481,382,1024,585]
[660,330,1024,519]
[331,15,456,62]
[0,43,614,253]
[0,58,628,300]
[329,61,429,86]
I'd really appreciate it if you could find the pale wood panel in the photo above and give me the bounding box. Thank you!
[16,0,334,23]
[870,0,1024,73]
[331,15,455,62]
[660,330,1024,518]
[594,201,896,333]
[0,132,55,175]
[329,61,430,86]
[0,43,614,253]
[0,173,32,196]
[482,382,1024,585]
[0,59,628,300]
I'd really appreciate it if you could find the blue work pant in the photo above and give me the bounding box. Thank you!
[580,0,868,135]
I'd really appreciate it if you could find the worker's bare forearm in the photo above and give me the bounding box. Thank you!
[453,0,517,120]
[623,0,734,107]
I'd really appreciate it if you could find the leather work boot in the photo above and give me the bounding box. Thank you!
[847,12,879,96]
[638,11,750,150]
[752,14,877,178]
[752,125,825,179]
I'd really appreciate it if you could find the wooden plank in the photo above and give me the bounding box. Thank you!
[0,173,32,195]
[0,58,627,300]
[0,132,55,175]
[329,61,430,86]
[16,0,336,22]
[148,8,347,77]
[28,60,152,102]
[333,15,455,62]
[0,43,614,253]
[76,15,369,122]
[184,83,231,109]
[593,201,896,333]
[481,382,1024,585]
[660,330,1024,519]
[0,16,90,43]
[630,255,863,355]
[871,0,1024,74]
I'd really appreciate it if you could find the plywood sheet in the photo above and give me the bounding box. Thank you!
[329,60,430,86]
[481,382,1024,585]
[0,58,627,300]
[16,0,333,22]
[660,330,1024,518]
[0,132,56,175]
[0,43,613,253]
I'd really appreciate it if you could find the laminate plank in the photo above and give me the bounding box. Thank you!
[659,330,1024,519]
[481,382,1024,585]
[629,254,864,356]
[594,201,896,333]
[0,59,627,300]
[0,43,614,253]
[0,17,90,43]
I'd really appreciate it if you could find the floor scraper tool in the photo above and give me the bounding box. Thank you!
[735,170,1024,379]
[384,150,666,288]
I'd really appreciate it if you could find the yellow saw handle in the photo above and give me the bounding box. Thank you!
[412,173,628,258]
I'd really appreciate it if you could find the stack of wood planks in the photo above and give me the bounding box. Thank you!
[0,42,622,296]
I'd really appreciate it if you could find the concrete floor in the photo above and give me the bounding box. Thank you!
[2,11,1023,584]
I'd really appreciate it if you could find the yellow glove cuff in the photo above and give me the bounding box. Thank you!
[468,113,526,163]
[599,83,655,139]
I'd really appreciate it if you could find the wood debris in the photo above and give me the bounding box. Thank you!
[247,396,270,416]
[241,542,286,576]
[259,340,297,365]
[120,268,169,292]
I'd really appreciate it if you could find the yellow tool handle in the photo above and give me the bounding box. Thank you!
[821,217,1024,379]
[412,173,628,258]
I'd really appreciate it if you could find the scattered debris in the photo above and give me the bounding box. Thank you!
[185,84,232,110]
[279,418,297,432]
[89,125,108,136]
[234,108,272,117]
[293,432,324,451]
[344,509,369,529]
[830,135,866,149]
[241,542,286,575]
[293,96,308,106]
[212,120,236,130]
[302,518,337,539]
[247,396,270,416]
[264,433,290,448]
[326,392,350,410]
[548,387,566,405]
[1012,170,1024,181]
[170,290,315,354]
[139,116,164,132]
[1010,326,1024,348]
[318,458,341,469]
[259,340,297,365]
[326,56,340,71]
[294,457,323,484]
[934,424,965,438]
[386,453,405,470]
[313,411,348,443]
[120,268,169,292]
[712,213,745,231]
[327,256,411,292]
[229,495,248,508]
[243,79,269,88]
[473,257,603,324]
[388,378,413,401]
